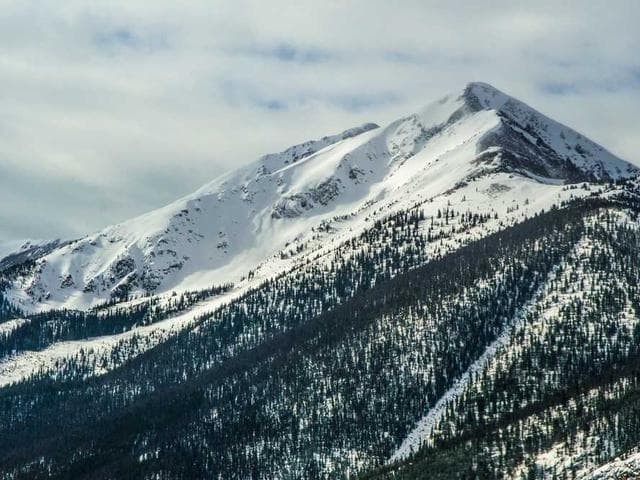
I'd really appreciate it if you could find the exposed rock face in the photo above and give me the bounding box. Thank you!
[272,178,343,219]
[0,240,70,273]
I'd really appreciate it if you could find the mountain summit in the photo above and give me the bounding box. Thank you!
[2,82,637,311]
[457,82,634,180]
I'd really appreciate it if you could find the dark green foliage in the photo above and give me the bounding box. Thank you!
[0,192,639,479]
[0,284,232,360]
[366,202,640,479]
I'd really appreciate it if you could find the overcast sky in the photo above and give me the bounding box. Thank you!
[1,0,639,242]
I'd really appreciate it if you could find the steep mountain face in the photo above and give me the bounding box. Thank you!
[0,82,639,480]
[462,83,633,181]
[2,82,636,312]
[0,239,68,273]
[364,203,640,480]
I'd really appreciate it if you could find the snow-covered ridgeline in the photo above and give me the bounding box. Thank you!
[0,178,616,388]
[4,82,636,313]
[388,249,576,463]
[0,285,249,387]
[0,176,569,387]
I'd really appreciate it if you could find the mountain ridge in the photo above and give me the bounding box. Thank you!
[2,82,637,312]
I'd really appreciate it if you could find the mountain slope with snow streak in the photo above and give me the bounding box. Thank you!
[367,206,640,480]
[3,82,637,313]
[6,192,640,479]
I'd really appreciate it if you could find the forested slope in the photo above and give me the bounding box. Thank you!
[365,198,640,479]
[2,193,638,478]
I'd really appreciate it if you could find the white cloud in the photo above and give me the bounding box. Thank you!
[0,0,639,241]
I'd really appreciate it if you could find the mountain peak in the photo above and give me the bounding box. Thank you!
[414,81,511,130]
[418,81,638,182]
[462,81,510,110]
[3,83,637,311]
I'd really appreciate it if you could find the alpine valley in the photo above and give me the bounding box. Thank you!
[1,82,640,479]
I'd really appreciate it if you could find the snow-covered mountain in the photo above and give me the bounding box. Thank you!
[3,82,637,311]
[3,82,640,480]
[0,239,67,272]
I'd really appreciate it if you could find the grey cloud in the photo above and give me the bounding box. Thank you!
[0,0,638,242]
[93,26,170,54]
[230,42,335,64]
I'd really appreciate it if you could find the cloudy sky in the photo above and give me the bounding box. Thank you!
[1,0,639,242]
